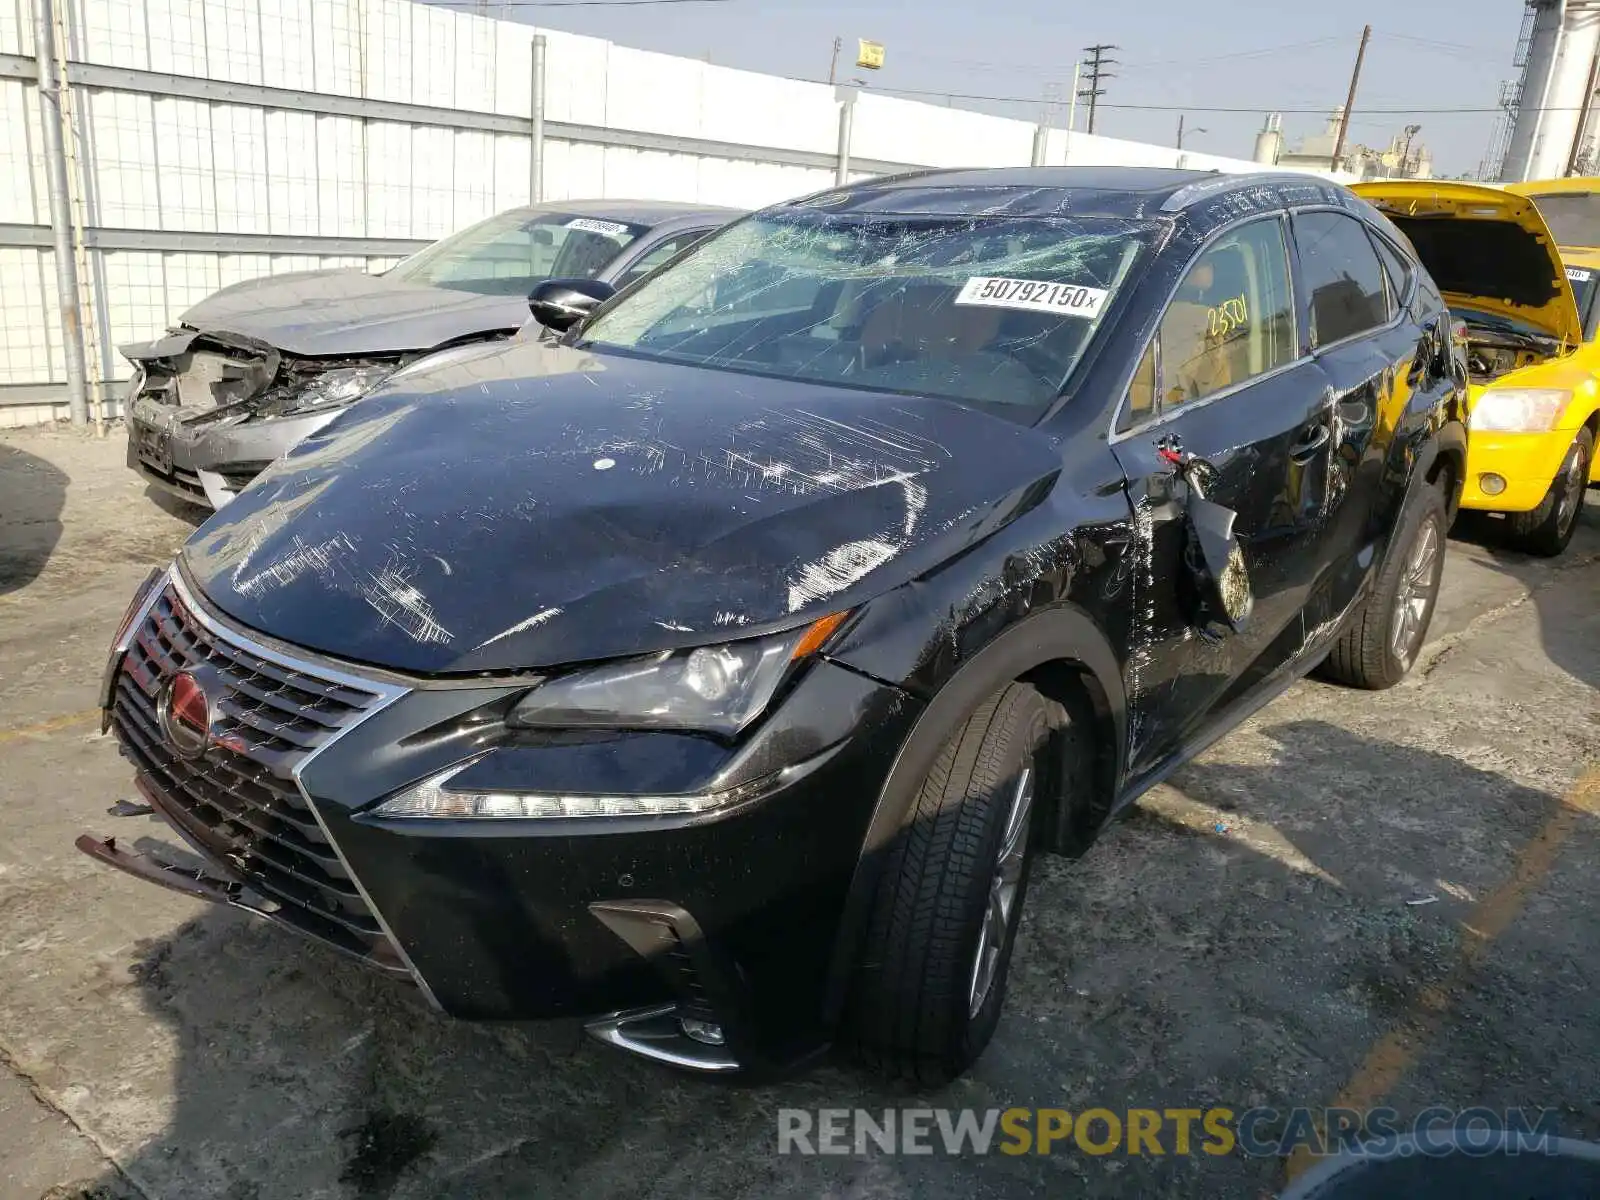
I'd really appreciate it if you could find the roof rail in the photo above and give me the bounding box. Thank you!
[1160,170,1336,213]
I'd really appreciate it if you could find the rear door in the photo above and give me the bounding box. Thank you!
[1289,209,1419,636]
[1111,214,1337,772]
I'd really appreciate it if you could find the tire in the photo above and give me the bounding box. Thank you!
[1504,426,1593,558]
[846,681,1057,1085]
[1320,479,1448,690]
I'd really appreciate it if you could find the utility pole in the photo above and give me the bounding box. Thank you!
[828,36,842,86]
[1079,43,1117,135]
[33,0,89,426]
[1330,24,1371,173]
[1567,44,1600,176]
[529,34,546,204]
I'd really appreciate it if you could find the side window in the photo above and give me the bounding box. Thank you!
[1295,211,1389,347]
[1143,217,1296,418]
[614,231,709,288]
[1369,230,1413,317]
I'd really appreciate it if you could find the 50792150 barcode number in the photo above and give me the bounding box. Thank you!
[954,276,1109,317]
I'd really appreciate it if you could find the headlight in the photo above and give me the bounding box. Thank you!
[369,611,852,822]
[506,611,850,736]
[279,364,397,415]
[1470,388,1569,432]
[370,756,787,820]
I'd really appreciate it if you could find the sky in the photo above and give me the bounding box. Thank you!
[428,0,1532,177]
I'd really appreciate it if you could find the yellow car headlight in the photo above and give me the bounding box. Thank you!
[1470,388,1570,433]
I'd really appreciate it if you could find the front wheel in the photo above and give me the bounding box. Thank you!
[1504,426,1593,558]
[1320,481,1448,690]
[845,682,1058,1085]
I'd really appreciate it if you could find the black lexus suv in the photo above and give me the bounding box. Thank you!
[84,167,1466,1083]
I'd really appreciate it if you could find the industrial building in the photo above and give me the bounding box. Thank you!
[1266,109,1434,180]
[1498,0,1600,180]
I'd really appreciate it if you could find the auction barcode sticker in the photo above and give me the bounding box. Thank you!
[567,217,631,236]
[954,276,1109,317]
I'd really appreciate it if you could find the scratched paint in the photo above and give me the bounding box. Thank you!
[362,561,453,646]
[785,538,902,613]
[1122,495,1159,761]
[477,606,564,650]
[232,531,356,598]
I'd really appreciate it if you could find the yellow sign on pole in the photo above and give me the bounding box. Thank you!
[856,39,885,70]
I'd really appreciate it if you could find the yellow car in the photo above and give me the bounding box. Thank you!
[1355,181,1597,555]
[1504,175,1600,481]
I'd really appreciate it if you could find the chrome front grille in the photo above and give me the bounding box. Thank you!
[110,577,406,973]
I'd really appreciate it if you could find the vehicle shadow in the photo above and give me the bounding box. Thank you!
[0,440,70,596]
[51,718,1600,1197]
[141,486,211,529]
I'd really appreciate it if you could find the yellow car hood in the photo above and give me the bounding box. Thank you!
[1353,180,1581,346]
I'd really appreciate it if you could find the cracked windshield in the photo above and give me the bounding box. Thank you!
[580,213,1154,419]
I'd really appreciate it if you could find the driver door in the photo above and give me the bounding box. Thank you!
[1110,214,1338,774]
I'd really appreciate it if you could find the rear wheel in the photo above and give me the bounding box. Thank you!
[846,682,1059,1085]
[1320,481,1447,690]
[1504,427,1593,558]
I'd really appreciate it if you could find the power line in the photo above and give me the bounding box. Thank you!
[895,37,1347,77]
[1374,30,1505,60]
[784,76,1552,116]
[1118,37,1346,74]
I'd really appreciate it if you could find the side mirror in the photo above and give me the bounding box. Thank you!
[528,278,616,333]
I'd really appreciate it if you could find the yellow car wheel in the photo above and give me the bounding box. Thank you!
[1505,426,1593,558]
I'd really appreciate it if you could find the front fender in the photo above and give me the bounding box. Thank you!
[819,601,1126,1027]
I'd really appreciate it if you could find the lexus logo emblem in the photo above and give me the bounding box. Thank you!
[157,668,220,761]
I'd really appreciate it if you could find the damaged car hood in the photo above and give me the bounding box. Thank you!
[181,343,1063,674]
[176,269,532,357]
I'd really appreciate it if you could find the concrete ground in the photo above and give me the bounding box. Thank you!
[0,424,1596,1200]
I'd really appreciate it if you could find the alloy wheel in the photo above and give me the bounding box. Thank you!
[1391,519,1440,666]
[968,766,1035,1018]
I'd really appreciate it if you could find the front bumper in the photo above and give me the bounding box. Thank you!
[1459,427,1580,513]
[125,395,339,509]
[86,568,918,1071]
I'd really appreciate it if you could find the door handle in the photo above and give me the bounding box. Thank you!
[1288,425,1330,463]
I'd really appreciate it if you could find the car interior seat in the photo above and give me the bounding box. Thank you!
[858,282,1004,367]
[555,231,625,279]
[1163,246,1253,404]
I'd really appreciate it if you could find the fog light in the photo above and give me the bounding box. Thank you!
[679,1017,726,1046]
[1479,473,1507,496]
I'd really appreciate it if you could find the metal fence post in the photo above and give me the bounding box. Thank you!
[834,85,857,185]
[32,0,89,426]
[530,34,546,203]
